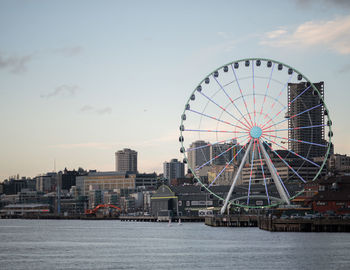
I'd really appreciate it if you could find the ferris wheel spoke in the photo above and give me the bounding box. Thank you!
[256,141,270,204]
[260,83,312,129]
[289,84,312,105]
[258,139,291,203]
[262,124,327,134]
[213,76,252,129]
[261,135,321,168]
[260,73,294,126]
[262,140,307,183]
[252,60,256,124]
[266,134,328,148]
[198,91,251,129]
[264,103,323,130]
[187,108,249,131]
[257,62,275,125]
[183,128,247,134]
[247,139,257,205]
[185,135,248,153]
[269,73,294,109]
[195,136,249,171]
[208,139,251,187]
[231,64,254,127]
[220,139,253,214]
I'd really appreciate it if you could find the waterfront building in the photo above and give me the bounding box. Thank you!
[207,165,236,186]
[309,175,350,214]
[76,171,158,197]
[60,168,83,191]
[150,184,301,217]
[35,173,57,193]
[0,203,52,216]
[187,140,210,172]
[115,148,138,173]
[210,142,235,165]
[329,154,350,172]
[287,82,326,158]
[163,159,185,182]
[1,177,30,195]
[241,162,288,185]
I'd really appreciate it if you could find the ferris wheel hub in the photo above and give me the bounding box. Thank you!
[250,126,262,139]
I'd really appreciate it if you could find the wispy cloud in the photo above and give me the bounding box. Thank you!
[0,53,33,74]
[53,46,83,57]
[80,105,112,115]
[41,85,79,99]
[260,15,350,54]
[217,31,230,39]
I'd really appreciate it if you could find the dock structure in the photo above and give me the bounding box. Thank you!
[205,215,258,227]
[258,217,350,232]
[119,216,204,222]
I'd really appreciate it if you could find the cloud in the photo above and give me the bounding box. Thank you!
[265,29,287,39]
[260,15,350,54]
[54,46,83,57]
[41,85,78,98]
[0,53,33,73]
[217,31,230,39]
[80,105,112,115]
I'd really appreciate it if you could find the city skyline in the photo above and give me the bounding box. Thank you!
[1,1,350,180]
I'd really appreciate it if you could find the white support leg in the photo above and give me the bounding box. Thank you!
[258,139,290,205]
[220,140,253,214]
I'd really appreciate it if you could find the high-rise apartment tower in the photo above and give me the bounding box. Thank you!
[163,159,185,181]
[115,148,138,173]
[287,82,325,158]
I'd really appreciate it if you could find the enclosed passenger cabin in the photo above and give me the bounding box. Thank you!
[223,66,228,72]
[245,60,250,67]
[214,71,219,78]
[256,60,261,66]
[205,77,210,84]
[234,62,239,69]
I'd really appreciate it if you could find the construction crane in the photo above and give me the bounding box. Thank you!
[85,204,121,215]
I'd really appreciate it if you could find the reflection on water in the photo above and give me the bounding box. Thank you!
[0,219,350,270]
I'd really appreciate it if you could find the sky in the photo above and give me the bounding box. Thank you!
[1,0,350,180]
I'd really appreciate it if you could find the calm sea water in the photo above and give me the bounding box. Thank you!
[0,219,350,270]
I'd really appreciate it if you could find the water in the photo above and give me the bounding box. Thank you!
[0,219,350,270]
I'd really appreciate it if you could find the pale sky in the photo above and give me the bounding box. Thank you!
[1,0,350,180]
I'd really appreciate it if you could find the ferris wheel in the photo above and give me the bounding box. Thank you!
[179,58,333,212]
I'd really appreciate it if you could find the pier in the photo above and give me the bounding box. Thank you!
[205,215,258,227]
[258,217,350,232]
